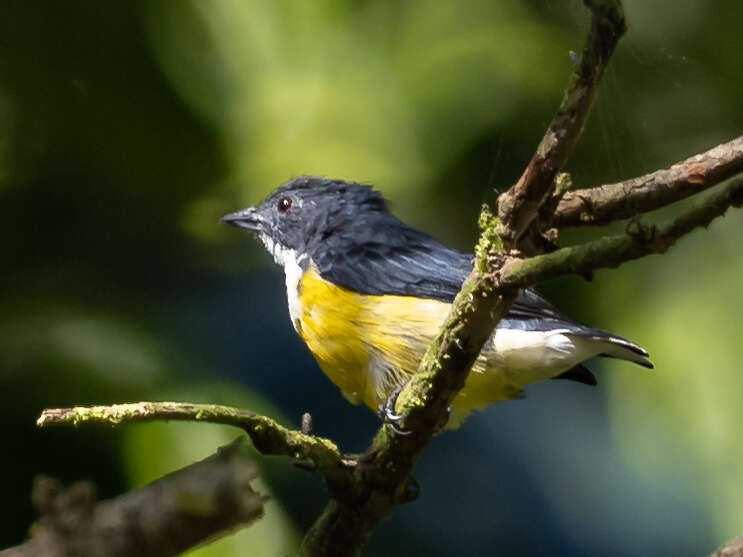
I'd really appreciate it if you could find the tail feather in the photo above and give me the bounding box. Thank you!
[553,364,598,385]
[590,335,653,369]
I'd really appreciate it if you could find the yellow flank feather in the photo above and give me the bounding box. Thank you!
[296,266,519,427]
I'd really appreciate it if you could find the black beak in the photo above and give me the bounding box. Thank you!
[220,207,262,232]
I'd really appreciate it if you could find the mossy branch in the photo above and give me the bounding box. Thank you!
[37,402,352,473]
[296,204,520,557]
[297,2,628,555]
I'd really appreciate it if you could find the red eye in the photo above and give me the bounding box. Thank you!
[278,197,292,213]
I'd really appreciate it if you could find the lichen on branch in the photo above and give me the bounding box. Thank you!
[37,402,351,472]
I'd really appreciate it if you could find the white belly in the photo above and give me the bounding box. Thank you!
[490,328,595,385]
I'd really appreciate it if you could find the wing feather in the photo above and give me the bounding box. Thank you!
[308,212,627,339]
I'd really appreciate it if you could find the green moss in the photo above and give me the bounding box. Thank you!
[474,203,503,272]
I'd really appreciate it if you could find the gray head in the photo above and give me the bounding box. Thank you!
[221,175,389,266]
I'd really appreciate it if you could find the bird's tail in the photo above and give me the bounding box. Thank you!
[581,332,653,369]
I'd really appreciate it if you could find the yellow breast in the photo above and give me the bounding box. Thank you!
[294,266,450,409]
[292,265,518,426]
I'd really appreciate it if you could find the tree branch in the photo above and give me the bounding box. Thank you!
[1,440,264,557]
[504,177,743,285]
[295,162,743,557]
[299,237,519,556]
[37,402,354,475]
[496,0,626,250]
[554,135,743,227]
[296,2,627,555]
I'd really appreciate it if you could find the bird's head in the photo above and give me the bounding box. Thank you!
[221,175,389,267]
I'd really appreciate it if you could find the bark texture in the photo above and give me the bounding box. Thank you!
[2,440,264,557]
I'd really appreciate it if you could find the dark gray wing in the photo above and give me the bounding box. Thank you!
[309,211,473,302]
[308,213,652,381]
[308,211,602,335]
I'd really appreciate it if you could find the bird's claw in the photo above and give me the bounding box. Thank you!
[377,386,412,436]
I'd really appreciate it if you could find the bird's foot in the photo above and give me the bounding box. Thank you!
[377,386,411,436]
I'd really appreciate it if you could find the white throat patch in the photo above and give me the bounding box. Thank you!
[257,232,305,330]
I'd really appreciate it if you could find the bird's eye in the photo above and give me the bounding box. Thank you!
[277,197,292,213]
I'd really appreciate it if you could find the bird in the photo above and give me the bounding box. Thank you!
[221,176,652,428]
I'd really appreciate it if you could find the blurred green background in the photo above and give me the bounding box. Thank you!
[2,1,742,555]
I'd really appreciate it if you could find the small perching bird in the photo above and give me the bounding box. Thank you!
[222,176,651,428]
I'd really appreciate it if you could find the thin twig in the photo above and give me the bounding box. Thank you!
[496,0,626,251]
[554,135,743,226]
